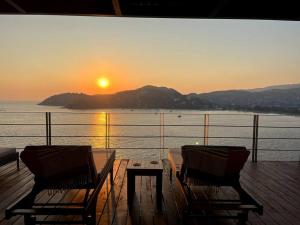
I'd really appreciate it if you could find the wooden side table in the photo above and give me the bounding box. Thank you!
[127,160,163,209]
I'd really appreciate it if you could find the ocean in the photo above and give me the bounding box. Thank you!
[0,101,300,161]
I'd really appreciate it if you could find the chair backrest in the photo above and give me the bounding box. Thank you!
[181,145,250,179]
[21,145,98,188]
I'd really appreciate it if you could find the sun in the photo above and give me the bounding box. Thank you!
[97,78,110,89]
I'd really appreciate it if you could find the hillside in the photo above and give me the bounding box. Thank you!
[39,85,211,109]
[196,88,300,113]
[39,85,300,114]
[249,83,300,92]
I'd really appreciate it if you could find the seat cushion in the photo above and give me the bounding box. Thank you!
[20,146,115,189]
[21,145,98,186]
[181,145,250,178]
[0,147,16,158]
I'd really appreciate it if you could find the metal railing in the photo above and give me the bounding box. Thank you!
[1,111,300,162]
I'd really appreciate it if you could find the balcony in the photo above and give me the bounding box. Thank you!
[0,111,300,225]
[0,159,299,225]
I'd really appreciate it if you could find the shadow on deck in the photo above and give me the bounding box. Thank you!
[0,160,299,225]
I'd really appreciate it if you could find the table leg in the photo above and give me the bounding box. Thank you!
[127,172,135,205]
[156,172,162,209]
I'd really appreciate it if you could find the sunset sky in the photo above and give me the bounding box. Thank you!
[0,15,300,101]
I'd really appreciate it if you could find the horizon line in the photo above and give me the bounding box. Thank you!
[1,82,299,102]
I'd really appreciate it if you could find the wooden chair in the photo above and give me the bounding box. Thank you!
[168,145,263,225]
[6,145,115,225]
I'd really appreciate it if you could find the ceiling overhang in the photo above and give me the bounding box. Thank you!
[0,0,299,21]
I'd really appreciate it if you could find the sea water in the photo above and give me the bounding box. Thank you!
[0,101,300,161]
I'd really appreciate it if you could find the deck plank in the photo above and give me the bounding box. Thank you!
[161,160,181,225]
[111,161,129,225]
[96,159,122,221]
[241,163,300,225]
[98,160,128,225]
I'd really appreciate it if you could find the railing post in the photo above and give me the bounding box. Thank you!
[104,112,111,149]
[105,113,107,149]
[45,112,49,145]
[49,112,51,146]
[203,114,209,146]
[159,113,162,160]
[256,115,259,162]
[107,113,110,148]
[252,115,256,162]
[252,114,259,163]
[105,113,108,149]
[159,113,165,160]
[162,112,165,157]
[45,112,52,146]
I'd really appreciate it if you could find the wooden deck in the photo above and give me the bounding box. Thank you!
[0,160,299,225]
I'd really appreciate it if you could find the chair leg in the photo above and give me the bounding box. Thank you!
[23,184,40,207]
[181,212,188,225]
[91,205,97,225]
[110,167,114,184]
[238,212,248,225]
[234,183,252,203]
[16,152,20,170]
[83,189,91,205]
[24,215,36,225]
[17,158,20,170]
[186,185,192,214]
[86,199,97,225]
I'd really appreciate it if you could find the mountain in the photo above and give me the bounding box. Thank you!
[196,87,300,114]
[248,83,300,92]
[38,93,89,106]
[39,85,210,109]
[39,85,300,114]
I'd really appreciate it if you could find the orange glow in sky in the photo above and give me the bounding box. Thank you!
[1,16,300,101]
